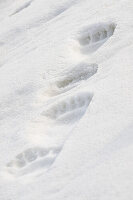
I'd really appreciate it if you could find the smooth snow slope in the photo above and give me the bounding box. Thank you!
[0,0,133,199]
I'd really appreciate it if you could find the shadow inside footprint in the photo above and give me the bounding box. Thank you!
[45,62,98,96]
[42,91,93,124]
[6,146,61,177]
[78,22,116,54]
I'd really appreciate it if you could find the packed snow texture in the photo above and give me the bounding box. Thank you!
[0,0,133,200]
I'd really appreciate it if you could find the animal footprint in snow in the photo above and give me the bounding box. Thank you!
[77,22,116,53]
[42,91,93,124]
[6,146,61,177]
[45,62,98,96]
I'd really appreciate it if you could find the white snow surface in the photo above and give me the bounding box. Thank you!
[0,0,133,199]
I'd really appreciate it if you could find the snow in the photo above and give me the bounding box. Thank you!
[0,0,133,199]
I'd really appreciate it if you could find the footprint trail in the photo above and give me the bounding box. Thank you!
[5,21,115,179]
